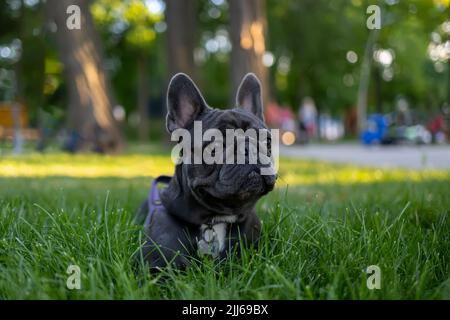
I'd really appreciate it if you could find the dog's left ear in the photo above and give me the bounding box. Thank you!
[166,73,209,133]
[236,73,264,121]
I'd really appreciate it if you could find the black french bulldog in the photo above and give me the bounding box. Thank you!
[139,72,276,270]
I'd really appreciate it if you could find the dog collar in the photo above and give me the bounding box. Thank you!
[197,222,227,258]
[197,215,237,258]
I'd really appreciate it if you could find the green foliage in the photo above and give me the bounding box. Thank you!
[267,0,367,112]
[0,0,449,131]
[91,0,163,50]
[89,0,167,118]
[267,0,449,113]
[0,1,47,123]
[195,0,232,108]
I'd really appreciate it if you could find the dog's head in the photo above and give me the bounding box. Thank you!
[166,73,276,215]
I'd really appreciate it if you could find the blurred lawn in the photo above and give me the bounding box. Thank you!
[0,146,449,299]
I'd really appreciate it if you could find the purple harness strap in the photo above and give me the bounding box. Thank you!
[145,175,172,226]
[145,175,224,258]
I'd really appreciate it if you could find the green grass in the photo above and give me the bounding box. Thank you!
[0,147,449,299]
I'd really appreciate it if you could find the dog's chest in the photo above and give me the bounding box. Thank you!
[196,215,237,258]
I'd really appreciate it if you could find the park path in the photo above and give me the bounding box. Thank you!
[280,144,450,170]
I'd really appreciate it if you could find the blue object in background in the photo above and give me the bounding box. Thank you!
[361,114,388,145]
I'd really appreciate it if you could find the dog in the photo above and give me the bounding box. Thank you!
[139,73,277,270]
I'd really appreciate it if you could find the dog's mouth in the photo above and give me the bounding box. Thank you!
[195,166,276,208]
[239,169,276,198]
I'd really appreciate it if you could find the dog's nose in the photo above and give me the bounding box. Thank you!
[248,171,259,179]
[263,174,277,189]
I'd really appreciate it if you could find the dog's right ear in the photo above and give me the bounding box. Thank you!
[166,73,209,133]
[236,73,264,121]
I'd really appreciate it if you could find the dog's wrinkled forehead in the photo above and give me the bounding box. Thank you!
[200,108,268,132]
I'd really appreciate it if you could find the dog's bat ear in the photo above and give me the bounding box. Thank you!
[236,73,264,121]
[166,73,209,133]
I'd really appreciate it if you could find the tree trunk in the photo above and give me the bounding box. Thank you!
[137,55,149,141]
[357,29,379,134]
[165,0,196,79]
[14,0,25,107]
[448,52,450,107]
[374,66,382,114]
[229,0,269,110]
[47,0,123,153]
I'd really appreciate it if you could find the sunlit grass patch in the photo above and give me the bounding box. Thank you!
[0,153,173,178]
[279,158,450,186]
[1,152,448,186]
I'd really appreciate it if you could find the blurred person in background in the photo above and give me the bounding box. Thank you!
[428,104,449,144]
[298,97,318,142]
[344,106,358,137]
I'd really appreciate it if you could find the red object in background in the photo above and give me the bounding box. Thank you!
[265,102,295,128]
[428,115,445,135]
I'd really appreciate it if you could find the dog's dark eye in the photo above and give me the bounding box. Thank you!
[257,134,272,159]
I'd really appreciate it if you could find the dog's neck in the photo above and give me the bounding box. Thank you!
[160,167,245,226]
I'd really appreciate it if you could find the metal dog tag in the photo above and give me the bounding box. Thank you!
[197,225,221,258]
